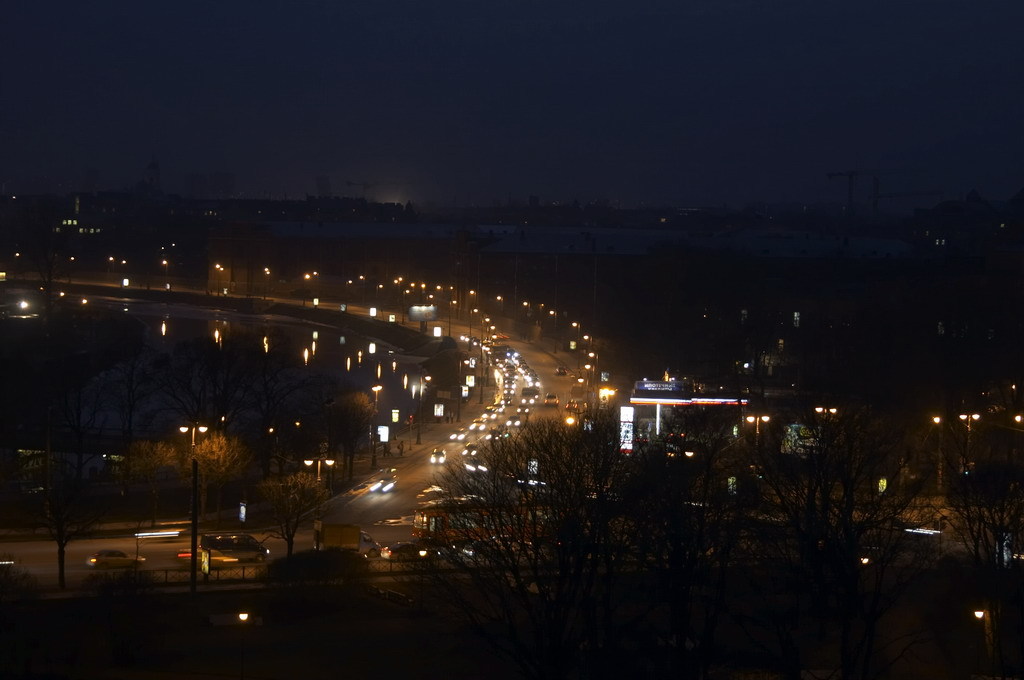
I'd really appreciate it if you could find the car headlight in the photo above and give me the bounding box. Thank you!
[369,481,383,492]
[382,482,395,492]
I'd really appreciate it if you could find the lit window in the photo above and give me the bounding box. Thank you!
[793,311,800,328]
[777,338,785,352]
[937,321,945,336]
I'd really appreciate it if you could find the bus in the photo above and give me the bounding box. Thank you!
[413,498,553,547]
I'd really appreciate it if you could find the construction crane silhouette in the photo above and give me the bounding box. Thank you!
[870,176,944,219]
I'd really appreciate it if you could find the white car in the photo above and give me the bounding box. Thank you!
[369,468,398,493]
[87,550,145,569]
[430,448,447,464]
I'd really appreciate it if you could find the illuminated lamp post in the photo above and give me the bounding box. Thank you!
[303,456,335,483]
[931,416,944,491]
[958,413,980,474]
[238,612,250,680]
[974,608,993,676]
[416,376,431,445]
[179,424,208,595]
[304,456,335,524]
[371,385,383,468]
[745,414,771,451]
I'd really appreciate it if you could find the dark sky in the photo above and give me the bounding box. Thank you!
[3,0,1024,208]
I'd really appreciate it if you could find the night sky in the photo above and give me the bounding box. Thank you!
[3,1,1024,208]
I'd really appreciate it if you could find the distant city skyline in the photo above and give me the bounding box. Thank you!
[3,1,1024,210]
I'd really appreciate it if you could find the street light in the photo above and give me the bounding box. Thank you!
[958,413,980,474]
[370,385,383,467]
[416,376,431,444]
[304,456,335,544]
[238,612,250,680]
[745,414,771,451]
[303,457,335,482]
[931,416,945,491]
[179,424,208,595]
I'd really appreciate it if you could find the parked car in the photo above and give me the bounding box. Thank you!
[87,549,145,569]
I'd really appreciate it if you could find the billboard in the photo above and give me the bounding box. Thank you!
[781,423,816,455]
[409,305,439,321]
[619,406,635,453]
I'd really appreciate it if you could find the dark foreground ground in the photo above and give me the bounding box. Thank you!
[0,581,521,680]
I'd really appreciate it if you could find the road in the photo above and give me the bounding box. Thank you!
[0,288,588,591]
[315,333,584,551]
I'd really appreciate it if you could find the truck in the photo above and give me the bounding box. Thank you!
[314,521,381,557]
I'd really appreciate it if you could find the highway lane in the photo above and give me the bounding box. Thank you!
[0,301,582,589]
[313,335,582,551]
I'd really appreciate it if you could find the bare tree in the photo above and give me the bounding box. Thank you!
[745,405,933,680]
[37,479,105,589]
[326,391,374,481]
[54,360,109,483]
[120,440,176,527]
[155,333,259,433]
[242,329,310,478]
[626,407,750,679]
[257,472,329,558]
[106,346,161,452]
[428,414,636,680]
[945,459,1024,676]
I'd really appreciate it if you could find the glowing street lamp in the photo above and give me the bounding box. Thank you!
[238,612,251,679]
[745,414,770,451]
[416,376,431,444]
[303,457,335,482]
[371,385,383,467]
[958,413,981,473]
[179,424,208,595]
